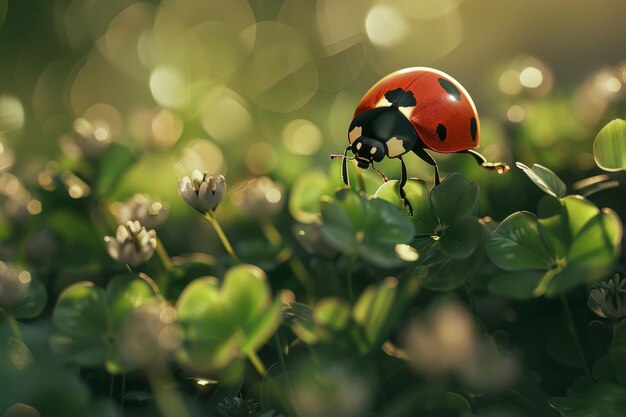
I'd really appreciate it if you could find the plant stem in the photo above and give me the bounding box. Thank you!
[288,257,316,303]
[6,313,23,341]
[155,236,173,271]
[274,333,288,375]
[120,373,126,417]
[261,220,315,302]
[347,256,356,301]
[464,283,477,315]
[147,358,190,417]
[560,294,592,378]
[273,332,294,397]
[247,350,267,376]
[109,374,115,400]
[204,212,240,264]
[261,221,282,246]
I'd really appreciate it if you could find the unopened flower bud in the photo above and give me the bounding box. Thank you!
[104,221,157,267]
[177,170,226,214]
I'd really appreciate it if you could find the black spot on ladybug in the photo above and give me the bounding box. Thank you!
[438,78,461,101]
[470,117,477,141]
[384,88,417,108]
[436,124,447,141]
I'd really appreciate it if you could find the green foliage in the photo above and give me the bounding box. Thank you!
[593,118,626,172]
[376,174,486,290]
[176,264,283,382]
[13,277,47,319]
[487,174,622,298]
[319,188,415,268]
[51,274,160,373]
[292,276,419,353]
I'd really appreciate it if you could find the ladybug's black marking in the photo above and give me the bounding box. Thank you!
[384,88,416,108]
[438,78,461,101]
[436,124,447,141]
[470,117,477,141]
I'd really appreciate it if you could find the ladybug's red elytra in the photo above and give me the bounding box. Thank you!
[331,67,509,215]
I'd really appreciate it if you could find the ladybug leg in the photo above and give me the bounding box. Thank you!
[462,149,510,174]
[398,156,414,216]
[371,162,389,182]
[341,145,351,186]
[412,147,441,185]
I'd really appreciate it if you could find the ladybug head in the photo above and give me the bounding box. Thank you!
[351,137,385,168]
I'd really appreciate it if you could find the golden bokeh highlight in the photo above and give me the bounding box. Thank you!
[151,109,183,150]
[176,139,225,177]
[235,22,319,113]
[506,105,526,123]
[282,119,323,155]
[200,87,254,143]
[246,142,278,175]
[150,66,188,110]
[365,5,408,48]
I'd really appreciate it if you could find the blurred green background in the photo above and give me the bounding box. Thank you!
[0,0,625,260]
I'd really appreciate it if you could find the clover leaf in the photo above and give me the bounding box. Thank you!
[593,118,626,172]
[375,174,486,289]
[51,274,160,373]
[175,264,283,381]
[487,195,622,298]
[516,162,566,198]
[319,189,415,268]
[291,276,419,353]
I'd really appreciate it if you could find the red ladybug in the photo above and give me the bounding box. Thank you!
[331,67,509,215]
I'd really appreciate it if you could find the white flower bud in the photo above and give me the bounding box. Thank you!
[177,170,226,214]
[104,221,157,267]
[111,194,169,228]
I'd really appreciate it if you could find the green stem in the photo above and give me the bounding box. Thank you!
[148,359,190,417]
[6,313,23,341]
[120,373,126,417]
[560,294,592,378]
[109,374,115,401]
[288,258,316,303]
[247,350,267,376]
[155,236,173,295]
[274,332,294,399]
[155,237,173,271]
[464,283,477,315]
[347,256,356,301]
[261,220,315,302]
[204,212,240,264]
[261,221,282,246]
[274,333,288,375]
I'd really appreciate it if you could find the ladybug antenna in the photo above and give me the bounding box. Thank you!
[329,154,354,161]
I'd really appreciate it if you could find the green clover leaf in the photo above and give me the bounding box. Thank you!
[319,189,415,268]
[51,274,160,373]
[176,264,283,380]
[593,118,626,172]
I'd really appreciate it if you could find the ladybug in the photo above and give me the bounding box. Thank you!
[331,67,509,215]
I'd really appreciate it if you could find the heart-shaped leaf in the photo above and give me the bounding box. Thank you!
[176,264,282,376]
[430,173,478,225]
[289,170,333,223]
[52,275,159,372]
[374,179,439,235]
[487,211,551,271]
[439,216,484,260]
[320,189,415,268]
